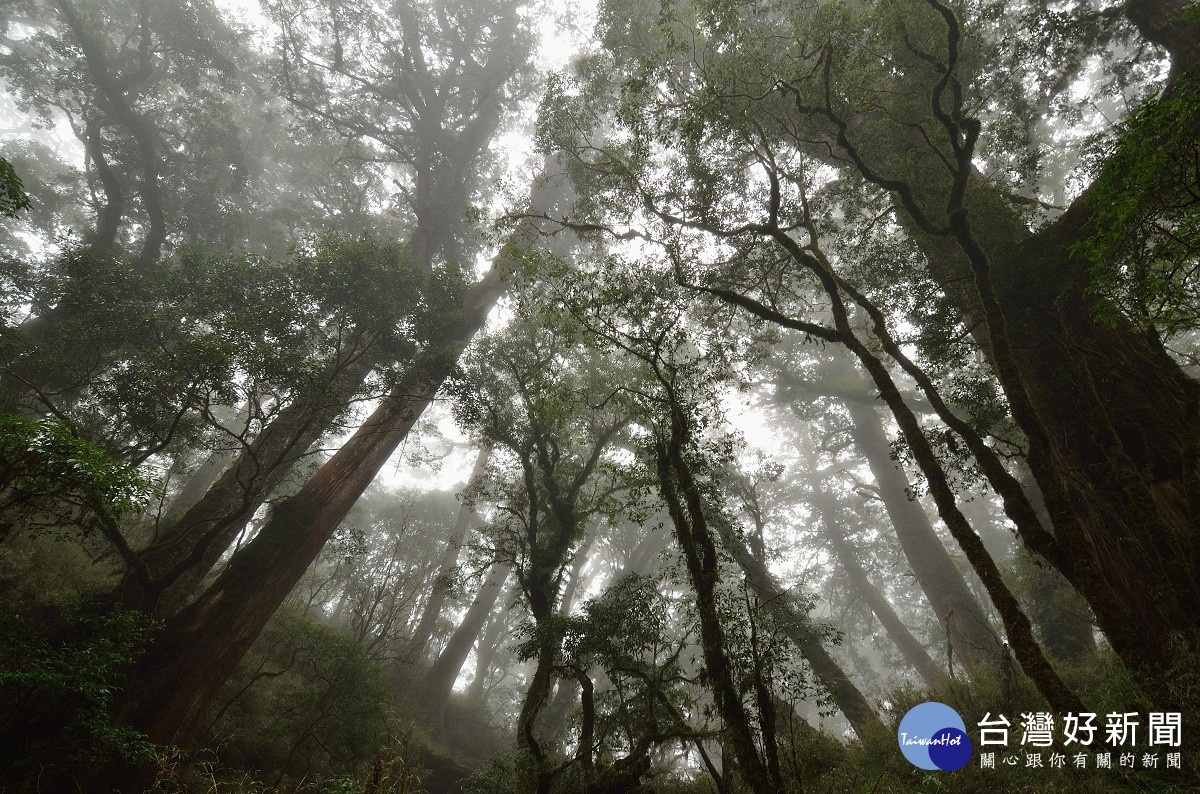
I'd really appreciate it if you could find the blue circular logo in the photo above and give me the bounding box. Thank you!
[897,702,972,771]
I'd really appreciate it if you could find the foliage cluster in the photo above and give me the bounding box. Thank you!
[195,608,393,790]
[0,413,154,542]
[1081,77,1200,335]
[0,605,157,786]
[0,155,32,218]
[2,0,1200,789]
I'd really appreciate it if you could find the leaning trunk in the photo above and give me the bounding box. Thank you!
[655,409,775,793]
[110,268,506,751]
[424,562,509,731]
[405,445,491,662]
[117,341,377,613]
[815,495,950,689]
[708,510,886,739]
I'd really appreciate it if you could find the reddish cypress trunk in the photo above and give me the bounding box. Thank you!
[112,269,506,749]
[117,343,378,612]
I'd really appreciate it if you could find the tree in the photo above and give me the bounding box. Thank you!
[111,237,444,613]
[2,0,221,265]
[8,0,1200,787]
[535,264,811,791]
[424,560,510,732]
[773,351,1008,678]
[110,258,506,754]
[449,307,641,790]
[515,573,707,791]
[1,2,544,769]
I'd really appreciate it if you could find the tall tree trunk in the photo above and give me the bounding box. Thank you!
[906,179,1200,702]
[404,445,491,662]
[424,562,509,732]
[111,267,507,750]
[655,408,774,793]
[707,510,886,740]
[516,631,559,794]
[855,4,1200,697]
[116,339,378,613]
[528,530,601,747]
[467,604,509,704]
[813,494,950,689]
[843,398,1005,675]
[54,0,167,269]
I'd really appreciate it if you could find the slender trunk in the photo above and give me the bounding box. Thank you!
[468,607,508,703]
[83,116,123,255]
[405,445,490,662]
[843,397,1004,675]
[111,268,506,750]
[655,409,773,793]
[424,562,509,731]
[557,530,595,617]
[516,631,557,794]
[571,668,595,769]
[746,589,784,790]
[54,0,166,269]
